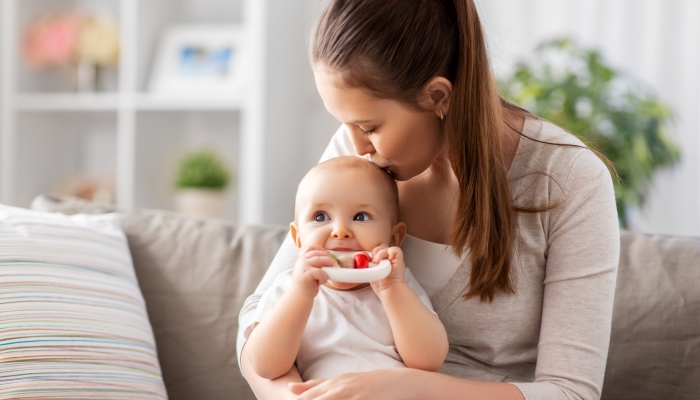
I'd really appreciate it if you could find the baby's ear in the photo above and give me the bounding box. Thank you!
[289,222,303,249]
[390,222,407,247]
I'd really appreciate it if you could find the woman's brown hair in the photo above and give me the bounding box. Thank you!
[312,0,566,302]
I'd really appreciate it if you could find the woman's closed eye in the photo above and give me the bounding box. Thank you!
[361,127,375,136]
[353,212,371,221]
[314,212,330,222]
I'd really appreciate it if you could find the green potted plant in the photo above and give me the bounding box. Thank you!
[498,38,680,228]
[174,149,232,218]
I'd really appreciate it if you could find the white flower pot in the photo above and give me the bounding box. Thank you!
[174,188,226,218]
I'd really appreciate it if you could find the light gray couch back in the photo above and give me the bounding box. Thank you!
[603,231,700,399]
[31,195,700,399]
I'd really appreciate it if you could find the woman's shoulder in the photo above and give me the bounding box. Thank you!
[512,118,609,186]
[319,125,356,162]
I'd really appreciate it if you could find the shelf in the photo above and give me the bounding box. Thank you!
[15,93,120,111]
[14,93,244,111]
[2,0,266,224]
[134,93,244,111]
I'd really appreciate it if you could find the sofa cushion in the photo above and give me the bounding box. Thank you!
[0,204,167,398]
[603,231,700,399]
[31,195,288,400]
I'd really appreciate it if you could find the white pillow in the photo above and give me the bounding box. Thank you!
[0,205,167,398]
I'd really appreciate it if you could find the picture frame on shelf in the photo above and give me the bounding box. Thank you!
[148,25,245,95]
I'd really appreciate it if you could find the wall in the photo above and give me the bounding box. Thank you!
[260,0,338,225]
[266,0,700,236]
[475,0,700,236]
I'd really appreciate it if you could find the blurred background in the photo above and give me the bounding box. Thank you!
[0,0,697,236]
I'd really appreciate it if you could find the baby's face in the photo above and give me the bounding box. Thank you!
[292,167,400,254]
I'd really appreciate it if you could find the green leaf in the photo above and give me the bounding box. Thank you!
[498,37,680,227]
[175,150,232,190]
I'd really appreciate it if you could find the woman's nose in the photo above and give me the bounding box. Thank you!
[349,128,375,156]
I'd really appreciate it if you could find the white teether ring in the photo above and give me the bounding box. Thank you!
[321,251,392,283]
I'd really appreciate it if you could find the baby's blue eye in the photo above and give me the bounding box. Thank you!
[353,212,370,222]
[314,213,329,222]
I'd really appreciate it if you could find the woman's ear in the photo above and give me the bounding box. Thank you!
[420,76,452,118]
[390,222,407,247]
[289,222,303,249]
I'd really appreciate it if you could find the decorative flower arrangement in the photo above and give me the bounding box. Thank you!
[22,12,120,90]
[76,17,120,67]
[22,14,84,68]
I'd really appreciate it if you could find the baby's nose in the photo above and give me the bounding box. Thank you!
[331,223,352,239]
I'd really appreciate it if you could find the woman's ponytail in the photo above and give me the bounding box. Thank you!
[445,0,516,302]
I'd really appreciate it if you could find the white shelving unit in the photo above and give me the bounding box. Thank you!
[0,0,267,224]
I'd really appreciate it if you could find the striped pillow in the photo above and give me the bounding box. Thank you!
[0,205,167,399]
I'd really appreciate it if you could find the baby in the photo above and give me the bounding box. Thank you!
[245,156,448,381]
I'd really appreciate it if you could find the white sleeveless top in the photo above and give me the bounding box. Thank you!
[402,234,461,298]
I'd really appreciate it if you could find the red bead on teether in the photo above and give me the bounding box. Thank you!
[354,253,370,269]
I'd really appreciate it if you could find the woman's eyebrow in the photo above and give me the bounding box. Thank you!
[347,119,375,124]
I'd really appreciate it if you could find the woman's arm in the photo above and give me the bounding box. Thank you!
[511,151,619,400]
[241,345,303,400]
[290,368,525,400]
[378,282,448,371]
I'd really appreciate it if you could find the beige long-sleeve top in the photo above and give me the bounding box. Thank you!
[238,118,620,400]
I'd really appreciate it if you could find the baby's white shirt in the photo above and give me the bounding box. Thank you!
[252,267,434,381]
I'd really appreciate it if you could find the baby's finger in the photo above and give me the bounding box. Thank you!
[372,247,389,263]
[387,246,403,261]
[306,267,329,284]
[372,243,389,255]
[305,254,336,268]
[300,246,330,257]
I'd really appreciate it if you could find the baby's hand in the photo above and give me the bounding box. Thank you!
[370,244,405,294]
[292,246,333,298]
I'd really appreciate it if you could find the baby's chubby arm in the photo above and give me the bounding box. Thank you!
[244,246,333,380]
[371,245,449,372]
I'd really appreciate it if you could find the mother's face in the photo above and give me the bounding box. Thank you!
[314,68,446,181]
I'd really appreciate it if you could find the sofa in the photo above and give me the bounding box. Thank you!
[29,194,700,400]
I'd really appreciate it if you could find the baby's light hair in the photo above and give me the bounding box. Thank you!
[294,156,399,223]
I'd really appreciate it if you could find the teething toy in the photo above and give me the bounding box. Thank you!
[354,253,369,269]
[322,250,391,283]
[337,255,354,269]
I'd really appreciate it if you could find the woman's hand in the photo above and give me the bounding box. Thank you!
[288,369,415,400]
[370,244,406,294]
[287,368,527,400]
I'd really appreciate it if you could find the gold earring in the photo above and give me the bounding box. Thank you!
[439,110,445,121]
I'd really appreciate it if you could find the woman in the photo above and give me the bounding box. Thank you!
[238,0,619,399]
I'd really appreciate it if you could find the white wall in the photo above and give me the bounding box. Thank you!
[260,0,338,225]
[475,0,700,236]
[265,0,700,235]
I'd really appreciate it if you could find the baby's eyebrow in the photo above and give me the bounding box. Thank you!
[308,202,332,209]
[354,204,379,212]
